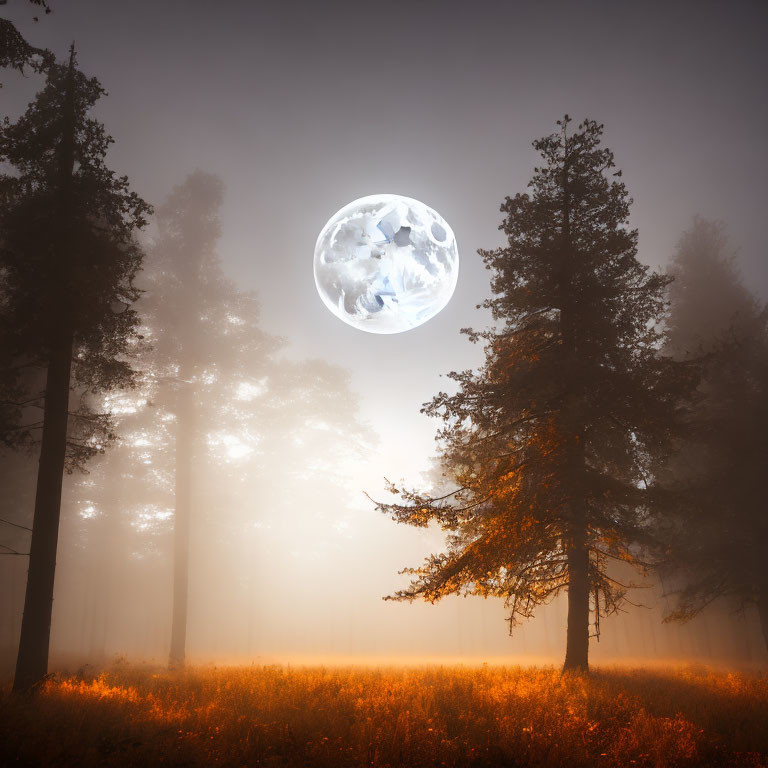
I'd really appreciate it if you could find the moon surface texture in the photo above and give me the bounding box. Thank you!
[314,194,459,334]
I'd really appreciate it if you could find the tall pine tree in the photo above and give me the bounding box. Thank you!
[375,117,687,672]
[147,171,278,668]
[657,218,768,653]
[0,48,150,691]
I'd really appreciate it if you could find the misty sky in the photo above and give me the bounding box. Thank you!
[2,0,767,661]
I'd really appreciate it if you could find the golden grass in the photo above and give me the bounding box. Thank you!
[1,663,767,767]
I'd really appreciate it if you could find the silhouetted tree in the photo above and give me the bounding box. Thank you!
[657,218,768,653]
[374,117,688,672]
[0,0,51,82]
[0,48,150,691]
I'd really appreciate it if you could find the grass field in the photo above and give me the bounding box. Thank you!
[2,663,767,767]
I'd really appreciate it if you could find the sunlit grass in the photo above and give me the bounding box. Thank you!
[2,663,767,766]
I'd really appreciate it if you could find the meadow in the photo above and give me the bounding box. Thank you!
[1,663,767,767]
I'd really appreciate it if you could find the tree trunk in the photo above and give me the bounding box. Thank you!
[12,326,74,692]
[558,125,590,674]
[563,529,590,673]
[168,381,194,669]
[12,51,77,693]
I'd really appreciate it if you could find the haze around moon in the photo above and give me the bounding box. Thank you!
[313,194,459,334]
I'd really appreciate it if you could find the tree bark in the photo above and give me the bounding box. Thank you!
[168,380,194,669]
[563,529,590,673]
[12,326,74,692]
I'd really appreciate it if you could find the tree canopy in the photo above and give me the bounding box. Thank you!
[0,0,52,84]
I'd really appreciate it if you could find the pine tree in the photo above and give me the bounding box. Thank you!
[0,48,150,691]
[666,218,759,360]
[147,171,279,668]
[657,218,768,653]
[374,117,687,672]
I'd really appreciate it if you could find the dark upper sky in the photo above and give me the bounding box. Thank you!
[3,0,768,479]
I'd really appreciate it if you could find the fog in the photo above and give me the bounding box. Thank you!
[1,0,767,673]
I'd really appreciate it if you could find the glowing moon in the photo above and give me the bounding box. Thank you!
[314,194,459,334]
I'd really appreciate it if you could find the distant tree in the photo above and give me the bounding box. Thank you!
[147,171,279,668]
[374,117,689,672]
[665,217,759,359]
[55,308,372,664]
[0,47,150,691]
[656,218,768,652]
[37,169,373,666]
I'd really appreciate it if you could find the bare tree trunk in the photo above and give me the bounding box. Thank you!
[563,528,590,673]
[12,327,73,692]
[168,381,194,669]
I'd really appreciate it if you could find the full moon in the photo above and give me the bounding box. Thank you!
[314,194,459,334]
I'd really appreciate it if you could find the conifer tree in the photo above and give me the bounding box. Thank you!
[658,218,768,652]
[147,171,279,668]
[665,218,759,360]
[0,48,150,691]
[375,117,686,672]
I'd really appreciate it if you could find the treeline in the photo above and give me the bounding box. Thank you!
[2,20,766,689]
[0,46,370,689]
[375,118,768,672]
